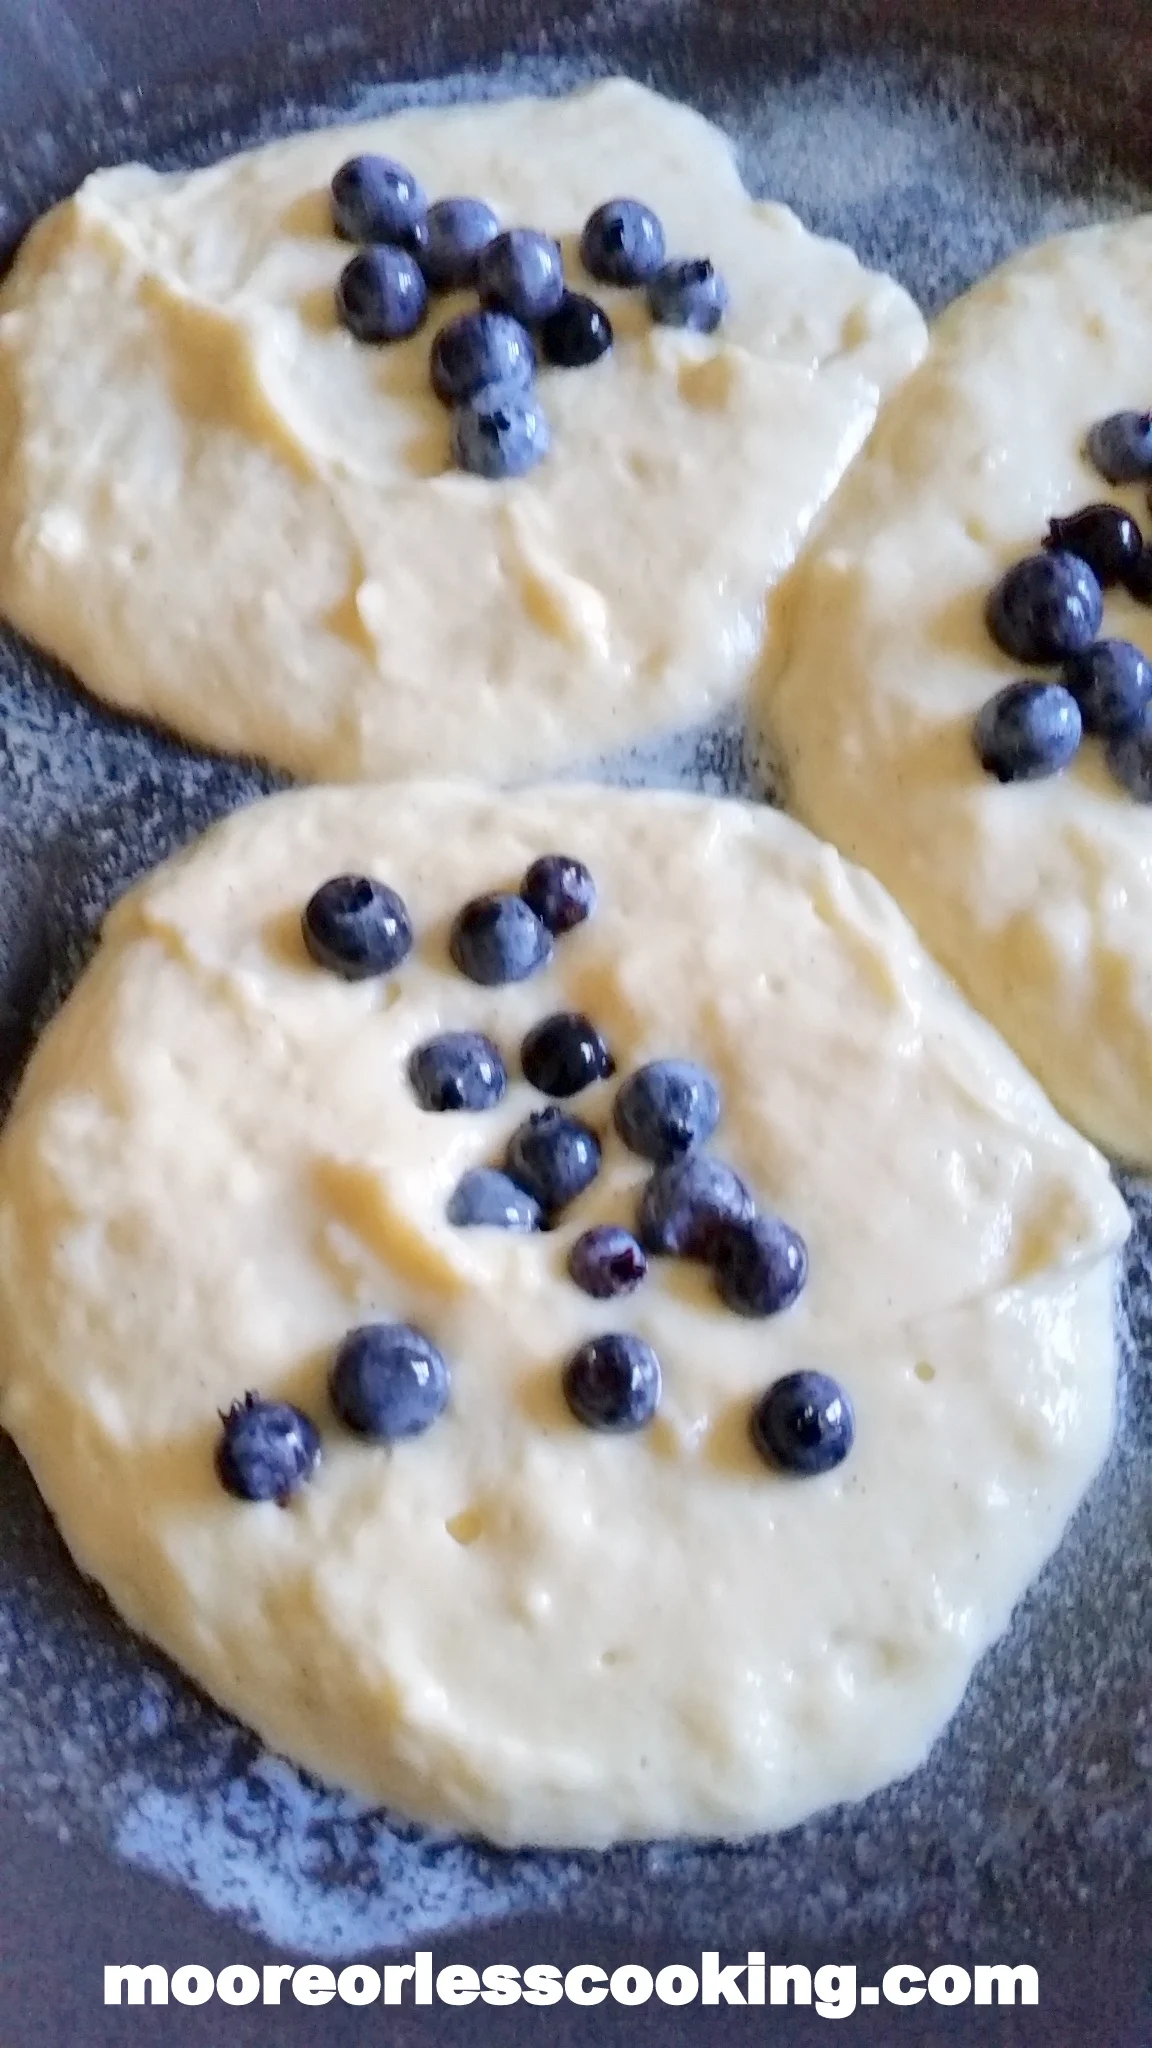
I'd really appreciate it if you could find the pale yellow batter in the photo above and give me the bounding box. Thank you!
[0,80,925,783]
[0,783,1126,1845]
[763,215,1152,1166]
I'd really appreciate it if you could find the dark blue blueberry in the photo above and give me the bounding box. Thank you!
[1044,503,1143,587]
[637,1153,756,1258]
[421,196,500,289]
[331,154,427,246]
[985,551,1103,664]
[539,293,613,368]
[216,1393,321,1503]
[1085,410,1152,486]
[647,257,729,334]
[521,1012,613,1098]
[303,875,413,980]
[1106,714,1152,800]
[750,1371,854,1477]
[505,1106,601,1215]
[562,1332,661,1431]
[614,1059,721,1164]
[713,1215,809,1317]
[1061,638,1152,737]
[447,1167,542,1230]
[476,229,565,322]
[408,1031,507,1112]
[579,198,666,286]
[972,681,1082,782]
[1126,547,1152,604]
[520,854,596,934]
[451,386,551,480]
[335,246,428,344]
[430,310,535,407]
[449,892,553,985]
[329,1322,449,1441]
[568,1225,647,1299]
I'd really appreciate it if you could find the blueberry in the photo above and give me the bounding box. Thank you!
[614,1060,720,1164]
[1126,547,1152,604]
[636,1153,756,1258]
[331,154,427,246]
[972,681,1082,781]
[447,1167,542,1230]
[714,1215,808,1317]
[216,1392,321,1503]
[451,386,551,480]
[648,258,729,334]
[1061,638,1152,737]
[521,1012,613,1098]
[539,292,613,368]
[986,551,1103,664]
[562,1332,661,1431]
[579,198,666,286]
[408,1031,507,1112]
[1106,714,1152,800]
[430,310,535,406]
[568,1225,647,1299]
[421,196,500,289]
[449,892,553,985]
[505,1106,601,1215]
[1085,410,1152,486]
[303,875,413,980]
[476,229,565,322]
[329,1322,449,1441]
[520,854,596,934]
[335,246,428,344]
[1045,503,1143,587]
[750,1371,854,1477]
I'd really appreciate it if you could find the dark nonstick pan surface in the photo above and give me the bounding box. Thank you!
[0,4,1150,2042]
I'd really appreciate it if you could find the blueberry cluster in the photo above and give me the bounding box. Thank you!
[328,152,728,479]
[974,410,1152,796]
[215,848,854,1499]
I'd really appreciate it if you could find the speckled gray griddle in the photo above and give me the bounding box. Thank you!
[0,2,1150,2037]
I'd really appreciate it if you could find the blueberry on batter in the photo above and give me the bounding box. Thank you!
[303,876,413,979]
[972,681,1083,781]
[985,552,1102,664]
[1085,410,1152,486]
[335,247,428,343]
[615,1059,720,1164]
[216,1393,321,1503]
[450,892,554,984]
[330,1323,450,1441]
[568,1225,648,1298]
[750,1371,854,1477]
[409,1032,507,1112]
[647,257,728,333]
[539,293,614,368]
[579,198,666,286]
[1062,638,1152,737]
[451,386,551,480]
[1044,503,1143,587]
[714,1214,809,1317]
[447,1168,542,1230]
[562,1332,662,1431]
[430,309,536,406]
[521,1012,613,1098]
[520,854,597,934]
[476,228,566,322]
[636,1153,756,1258]
[1106,714,1152,801]
[505,1106,601,1215]
[331,154,427,247]
[421,196,501,289]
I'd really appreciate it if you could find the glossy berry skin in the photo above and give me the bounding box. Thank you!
[408,1031,507,1112]
[336,246,428,343]
[447,1167,541,1230]
[985,551,1103,664]
[216,1393,321,1503]
[562,1332,662,1431]
[1085,410,1152,486]
[637,1153,756,1258]
[539,293,614,368]
[505,1106,601,1215]
[751,1371,854,1477]
[614,1059,721,1164]
[1106,716,1152,801]
[713,1215,809,1317]
[521,1012,613,1098]
[580,198,666,285]
[331,154,427,246]
[568,1225,647,1299]
[329,1322,449,1441]
[1061,638,1152,737]
[647,257,729,334]
[520,854,596,934]
[303,875,413,980]
[1045,503,1143,587]
[477,229,566,322]
[972,681,1083,782]
[451,386,551,480]
[421,196,500,289]
[449,893,553,985]
[1126,547,1152,604]
[430,310,535,406]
